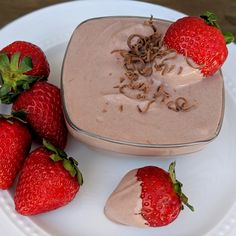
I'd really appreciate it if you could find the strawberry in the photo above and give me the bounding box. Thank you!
[0,41,50,104]
[104,162,193,227]
[163,12,234,77]
[14,139,83,216]
[12,81,67,149]
[0,113,31,189]
[137,163,193,227]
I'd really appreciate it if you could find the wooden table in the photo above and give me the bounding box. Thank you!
[0,0,235,37]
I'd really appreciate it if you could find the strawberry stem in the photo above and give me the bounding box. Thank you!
[200,11,234,44]
[168,162,194,212]
[43,139,83,185]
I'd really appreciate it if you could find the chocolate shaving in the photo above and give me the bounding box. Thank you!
[137,93,146,100]
[119,84,128,93]
[134,212,141,215]
[137,105,143,113]
[175,97,196,111]
[119,105,123,112]
[161,64,169,76]
[137,99,156,113]
[138,82,145,89]
[111,49,128,55]
[120,77,125,83]
[167,101,178,112]
[127,34,145,50]
[161,93,170,102]
[167,97,196,112]
[139,66,153,77]
[177,66,183,75]
[124,61,136,71]
[154,63,165,71]
[175,97,188,109]
[144,15,157,32]
[125,70,139,81]
[153,85,163,98]
[168,64,175,73]
[161,53,177,62]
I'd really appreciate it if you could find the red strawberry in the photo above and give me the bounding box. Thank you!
[164,12,234,77]
[14,139,83,215]
[136,163,193,227]
[12,81,67,149]
[0,41,50,104]
[0,113,31,189]
[104,162,193,227]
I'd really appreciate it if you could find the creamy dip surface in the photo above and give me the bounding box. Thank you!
[62,17,223,145]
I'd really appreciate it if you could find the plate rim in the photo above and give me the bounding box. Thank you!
[0,1,236,236]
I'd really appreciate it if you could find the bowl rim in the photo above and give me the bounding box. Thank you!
[60,15,225,149]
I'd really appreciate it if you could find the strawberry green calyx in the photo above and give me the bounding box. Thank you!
[0,52,39,104]
[223,32,235,44]
[43,139,83,185]
[168,162,194,211]
[200,11,234,44]
[200,11,220,28]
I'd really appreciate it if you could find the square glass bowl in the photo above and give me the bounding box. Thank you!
[61,16,224,156]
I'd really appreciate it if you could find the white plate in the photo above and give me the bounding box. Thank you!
[0,1,236,236]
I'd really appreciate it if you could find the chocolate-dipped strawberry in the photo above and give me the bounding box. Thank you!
[163,11,234,77]
[104,162,193,227]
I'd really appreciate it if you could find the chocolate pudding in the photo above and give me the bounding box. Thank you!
[61,16,224,156]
